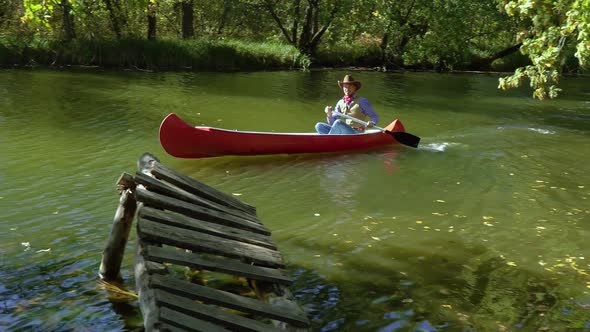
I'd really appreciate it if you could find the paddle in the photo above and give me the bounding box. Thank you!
[333,112,421,148]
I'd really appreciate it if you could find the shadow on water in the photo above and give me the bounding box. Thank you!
[0,253,142,331]
[286,235,590,331]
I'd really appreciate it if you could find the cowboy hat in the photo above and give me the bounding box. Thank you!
[338,74,362,90]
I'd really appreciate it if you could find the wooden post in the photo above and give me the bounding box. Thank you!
[99,173,137,280]
[135,238,167,331]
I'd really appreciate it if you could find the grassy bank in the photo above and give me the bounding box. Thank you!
[0,37,311,71]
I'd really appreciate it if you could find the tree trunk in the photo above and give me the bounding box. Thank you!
[181,0,194,39]
[61,0,75,41]
[469,43,523,70]
[104,0,122,39]
[147,2,157,40]
[217,0,232,35]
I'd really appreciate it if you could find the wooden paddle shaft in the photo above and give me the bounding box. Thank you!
[332,112,385,131]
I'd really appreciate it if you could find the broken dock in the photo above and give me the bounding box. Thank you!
[99,153,310,331]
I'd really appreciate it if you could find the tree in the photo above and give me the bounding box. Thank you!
[147,0,156,40]
[498,0,590,99]
[258,0,341,57]
[103,0,123,39]
[60,0,75,41]
[180,0,194,39]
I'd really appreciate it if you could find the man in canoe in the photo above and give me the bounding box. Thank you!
[315,74,379,134]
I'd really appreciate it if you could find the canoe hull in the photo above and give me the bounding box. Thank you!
[159,113,407,158]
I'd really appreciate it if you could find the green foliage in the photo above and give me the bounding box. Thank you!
[499,0,590,99]
[0,36,309,70]
[0,0,586,98]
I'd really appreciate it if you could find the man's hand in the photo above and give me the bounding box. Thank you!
[324,106,333,117]
[366,121,375,128]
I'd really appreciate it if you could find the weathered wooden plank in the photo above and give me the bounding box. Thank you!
[145,245,292,285]
[151,162,257,216]
[136,187,270,236]
[134,172,260,224]
[152,274,309,327]
[155,289,284,332]
[139,206,276,250]
[159,307,230,332]
[138,217,284,268]
[100,186,137,281]
[251,280,311,331]
[135,238,162,332]
[159,323,185,332]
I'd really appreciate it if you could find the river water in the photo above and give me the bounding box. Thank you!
[1,69,589,331]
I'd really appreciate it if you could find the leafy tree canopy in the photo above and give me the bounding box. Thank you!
[498,0,590,99]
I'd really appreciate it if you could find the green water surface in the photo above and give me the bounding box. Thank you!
[1,69,589,331]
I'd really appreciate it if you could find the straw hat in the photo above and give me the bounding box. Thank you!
[338,74,362,90]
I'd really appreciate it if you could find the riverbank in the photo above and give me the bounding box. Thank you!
[0,37,311,71]
[0,37,534,73]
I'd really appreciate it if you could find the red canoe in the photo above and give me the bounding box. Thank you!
[159,113,407,158]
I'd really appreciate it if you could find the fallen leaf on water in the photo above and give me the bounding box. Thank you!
[483,222,494,227]
[483,216,494,220]
[36,248,51,253]
[232,193,242,196]
[371,236,380,241]
[507,262,517,267]
[435,200,446,203]
[442,304,453,309]
[416,220,423,224]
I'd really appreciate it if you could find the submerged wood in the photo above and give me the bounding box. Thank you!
[139,206,277,250]
[105,153,309,331]
[151,274,309,326]
[151,162,257,216]
[144,245,292,285]
[138,216,285,268]
[136,187,269,235]
[99,172,137,280]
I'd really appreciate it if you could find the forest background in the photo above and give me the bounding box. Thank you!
[0,0,589,99]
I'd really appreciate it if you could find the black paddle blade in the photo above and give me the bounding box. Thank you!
[389,131,421,148]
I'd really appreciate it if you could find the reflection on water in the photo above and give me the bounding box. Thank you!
[1,69,590,331]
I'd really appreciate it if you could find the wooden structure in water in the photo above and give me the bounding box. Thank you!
[100,153,310,331]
